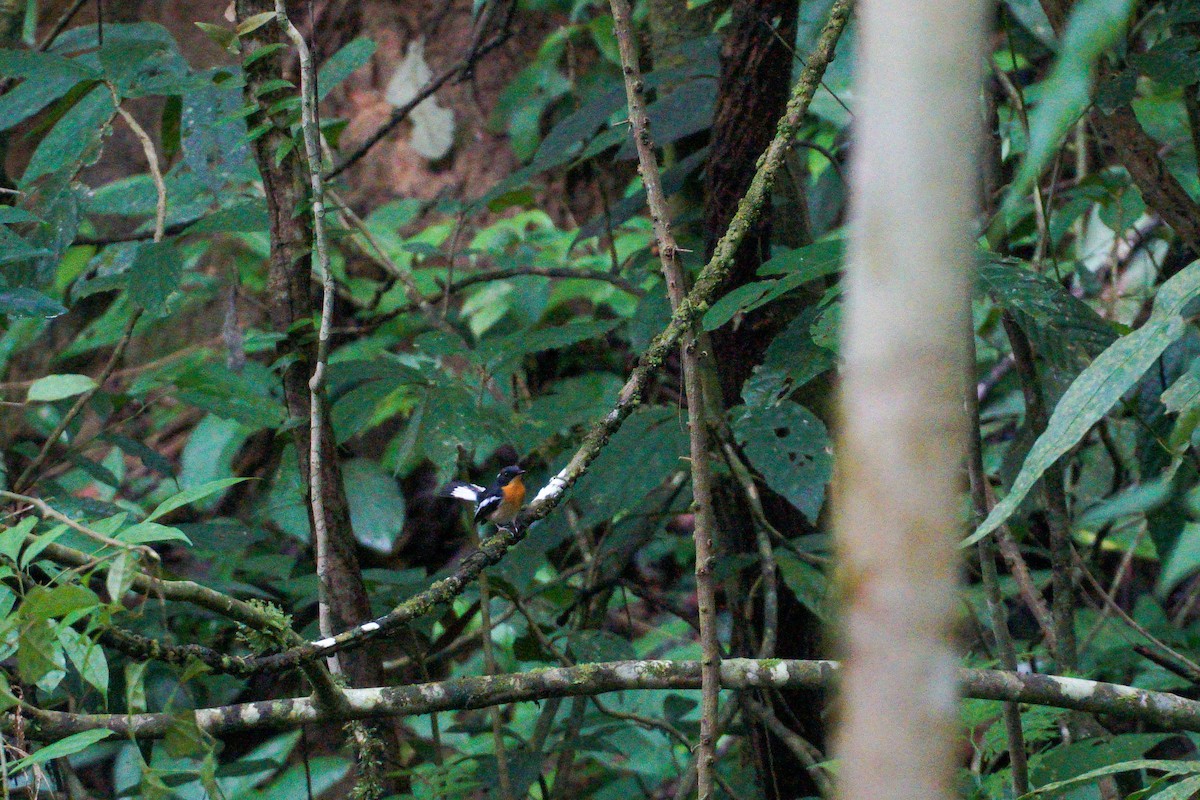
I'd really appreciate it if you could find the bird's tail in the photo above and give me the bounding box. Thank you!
[439,481,483,502]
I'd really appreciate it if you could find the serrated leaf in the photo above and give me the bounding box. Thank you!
[27,373,97,402]
[732,401,832,523]
[967,260,1200,547]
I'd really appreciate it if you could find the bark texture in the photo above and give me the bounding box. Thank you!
[832,0,985,799]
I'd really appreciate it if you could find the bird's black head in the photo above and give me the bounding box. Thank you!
[497,465,526,485]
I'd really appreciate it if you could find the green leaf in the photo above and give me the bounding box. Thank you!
[966,260,1200,547]
[317,38,376,101]
[343,459,406,552]
[195,22,238,53]
[106,550,136,602]
[1026,760,1200,797]
[1003,0,1137,214]
[17,618,61,684]
[127,240,183,312]
[146,478,249,523]
[57,625,108,698]
[0,224,51,264]
[117,522,192,545]
[21,83,115,185]
[235,11,276,36]
[703,240,843,330]
[742,307,836,407]
[0,49,98,132]
[20,584,101,620]
[775,551,829,620]
[0,287,67,319]
[10,729,113,770]
[732,401,833,523]
[978,255,1116,380]
[1149,774,1200,800]
[27,373,97,402]
[0,517,36,563]
[19,524,68,568]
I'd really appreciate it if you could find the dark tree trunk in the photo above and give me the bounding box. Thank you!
[235,1,403,790]
[703,2,829,798]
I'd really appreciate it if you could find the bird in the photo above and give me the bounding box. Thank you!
[441,465,527,530]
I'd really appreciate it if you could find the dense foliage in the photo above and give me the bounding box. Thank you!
[5,0,1200,798]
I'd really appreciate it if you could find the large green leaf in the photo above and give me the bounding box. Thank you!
[0,287,66,319]
[967,261,1200,546]
[21,84,115,185]
[0,49,99,133]
[343,459,406,552]
[27,373,97,402]
[1027,760,1200,797]
[1003,0,1137,214]
[317,38,377,101]
[127,241,184,311]
[732,400,832,523]
[704,240,843,331]
[978,255,1117,380]
[9,729,113,771]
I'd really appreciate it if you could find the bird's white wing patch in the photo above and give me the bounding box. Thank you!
[449,484,484,501]
[475,494,501,517]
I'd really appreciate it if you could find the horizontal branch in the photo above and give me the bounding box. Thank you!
[234,1,852,677]
[20,658,1200,741]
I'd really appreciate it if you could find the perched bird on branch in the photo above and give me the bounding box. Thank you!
[441,465,526,530]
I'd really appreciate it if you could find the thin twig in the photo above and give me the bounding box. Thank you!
[967,378,1029,796]
[1076,552,1200,682]
[0,491,157,562]
[327,189,455,332]
[741,695,832,797]
[273,0,341,674]
[326,21,513,179]
[12,311,141,493]
[108,86,167,243]
[607,0,721,793]
[12,86,165,492]
[1003,313,1077,669]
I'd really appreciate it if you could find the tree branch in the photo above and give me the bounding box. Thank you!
[19,659,1200,742]
[225,0,854,679]
[607,0,721,793]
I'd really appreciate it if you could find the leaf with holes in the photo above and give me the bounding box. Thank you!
[732,401,832,523]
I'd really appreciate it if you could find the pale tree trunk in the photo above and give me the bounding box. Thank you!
[831,1,986,798]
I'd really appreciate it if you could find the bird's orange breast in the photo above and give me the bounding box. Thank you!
[502,477,526,506]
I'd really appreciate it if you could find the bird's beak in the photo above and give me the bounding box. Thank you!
[515,467,526,475]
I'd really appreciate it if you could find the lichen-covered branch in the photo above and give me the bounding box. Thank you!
[218,0,855,679]
[19,659,1200,742]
